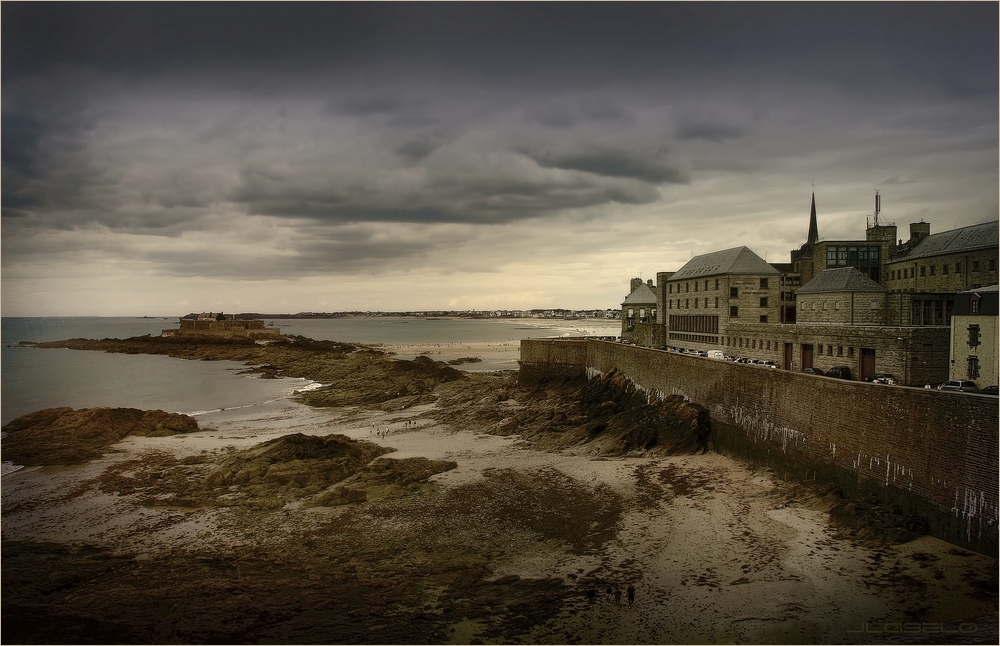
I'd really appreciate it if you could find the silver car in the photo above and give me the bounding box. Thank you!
[938,380,978,392]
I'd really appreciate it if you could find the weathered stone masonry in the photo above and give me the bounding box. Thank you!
[520,338,999,554]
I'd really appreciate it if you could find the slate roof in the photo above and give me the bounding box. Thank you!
[622,282,658,305]
[897,220,998,261]
[668,246,779,281]
[959,284,999,294]
[797,267,887,294]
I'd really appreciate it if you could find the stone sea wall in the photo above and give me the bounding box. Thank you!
[520,338,999,554]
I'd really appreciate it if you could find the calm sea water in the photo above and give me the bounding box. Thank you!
[1,317,619,427]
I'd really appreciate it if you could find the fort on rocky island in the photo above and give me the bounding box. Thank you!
[161,313,281,339]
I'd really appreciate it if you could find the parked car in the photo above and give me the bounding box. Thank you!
[760,360,778,369]
[825,366,852,380]
[980,385,998,396]
[801,367,822,375]
[938,380,978,392]
[870,373,897,385]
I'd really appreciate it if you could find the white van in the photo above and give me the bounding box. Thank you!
[707,350,725,360]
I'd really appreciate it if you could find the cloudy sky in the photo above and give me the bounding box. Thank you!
[3,2,997,316]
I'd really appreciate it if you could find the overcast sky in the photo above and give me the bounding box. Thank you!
[3,2,997,316]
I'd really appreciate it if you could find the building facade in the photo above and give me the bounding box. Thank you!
[660,246,779,350]
[949,285,999,388]
[622,192,998,385]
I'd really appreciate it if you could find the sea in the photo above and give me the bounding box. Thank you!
[1,316,620,429]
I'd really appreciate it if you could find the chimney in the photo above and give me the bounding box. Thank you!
[909,221,931,244]
[647,279,653,287]
[630,278,643,293]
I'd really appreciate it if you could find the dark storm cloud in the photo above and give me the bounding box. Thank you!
[525,147,688,185]
[2,2,997,313]
[676,122,745,143]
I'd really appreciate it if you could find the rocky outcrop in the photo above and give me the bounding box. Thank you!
[434,368,711,456]
[312,456,459,506]
[90,433,454,511]
[1,407,200,466]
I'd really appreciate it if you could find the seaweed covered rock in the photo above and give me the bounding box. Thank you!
[297,354,468,408]
[95,433,396,509]
[311,456,458,506]
[433,369,711,456]
[2,407,200,466]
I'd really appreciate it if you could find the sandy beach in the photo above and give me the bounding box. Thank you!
[383,340,523,372]
[2,339,997,644]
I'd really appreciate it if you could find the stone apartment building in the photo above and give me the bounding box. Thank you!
[949,285,999,388]
[620,193,998,385]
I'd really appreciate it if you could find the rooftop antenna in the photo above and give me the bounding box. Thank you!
[873,189,881,227]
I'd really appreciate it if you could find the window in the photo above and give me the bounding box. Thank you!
[668,300,672,309]
[956,262,961,273]
[968,356,980,380]
[694,298,698,309]
[920,266,926,277]
[686,299,689,308]
[990,259,997,271]
[837,346,843,356]
[715,279,719,290]
[968,324,981,347]
[686,283,690,292]
[930,265,936,276]
[760,297,768,307]
[705,280,709,291]
[818,345,823,355]
[730,287,738,298]
[847,347,854,357]
[759,315,768,323]
[973,260,981,271]
[942,264,949,275]
[891,270,896,279]
[971,297,980,314]
[730,306,739,317]
[669,284,673,294]
[694,281,699,292]
[715,297,719,308]
[760,278,769,289]
[827,345,834,354]
[705,298,709,308]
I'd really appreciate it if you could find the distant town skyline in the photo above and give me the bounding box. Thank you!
[3,3,997,316]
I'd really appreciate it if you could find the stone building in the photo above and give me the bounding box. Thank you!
[883,220,999,326]
[660,246,779,350]
[794,267,887,326]
[622,192,997,385]
[621,279,658,344]
[949,285,999,388]
[162,317,281,339]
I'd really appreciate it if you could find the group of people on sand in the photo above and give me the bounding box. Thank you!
[369,420,418,438]
[585,584,635,608]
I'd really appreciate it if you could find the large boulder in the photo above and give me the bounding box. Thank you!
[2,407,200,466]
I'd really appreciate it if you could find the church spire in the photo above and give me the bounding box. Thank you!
[806,192,819,246]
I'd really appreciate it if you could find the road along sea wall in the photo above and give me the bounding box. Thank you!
[520,338,999,555]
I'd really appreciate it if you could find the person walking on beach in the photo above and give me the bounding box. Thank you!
[604,585,612,606]
[614,586,622,605]
[626,584,635,608]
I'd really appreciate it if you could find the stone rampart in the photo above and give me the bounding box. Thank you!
[520,338,999,554]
